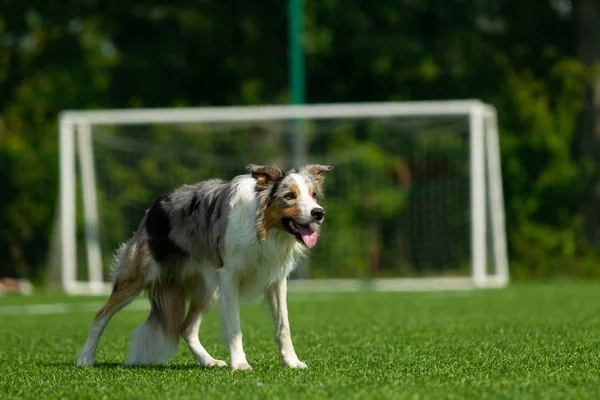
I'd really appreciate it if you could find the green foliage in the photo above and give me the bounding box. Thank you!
[495,56,593,278]
[0,1,597,280]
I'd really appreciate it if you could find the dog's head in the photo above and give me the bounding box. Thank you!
[248,164,334,248]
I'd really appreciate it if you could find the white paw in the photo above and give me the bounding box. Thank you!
[202,358,228,368]
[282,358,307,369]
[76,354,95,366]
[231,361,252,370]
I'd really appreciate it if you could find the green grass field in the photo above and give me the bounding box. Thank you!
[1,283,600,399]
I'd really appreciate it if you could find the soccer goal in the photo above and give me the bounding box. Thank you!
[58,100,509,294]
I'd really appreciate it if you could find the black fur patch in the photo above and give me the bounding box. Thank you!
[205,196,218,226]
[146,194,189,263]
[268,173,286,203]
[188,194,199,214]
[215,201,222,221]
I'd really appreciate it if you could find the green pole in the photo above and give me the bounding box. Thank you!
[288,0,308,278]
[288,0,307,168]
[288,0,305,105]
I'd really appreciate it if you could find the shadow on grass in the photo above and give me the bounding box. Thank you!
[40,361,204,370]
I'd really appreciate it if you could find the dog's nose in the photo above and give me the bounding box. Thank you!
[311,208,325,221]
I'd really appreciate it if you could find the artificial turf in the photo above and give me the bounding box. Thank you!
[1,283,600,399]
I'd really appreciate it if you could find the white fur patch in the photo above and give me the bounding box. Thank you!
[125,318,178,365]
[108,241,129,282]
[224,176,306,299]
[145,258,161,284]
[290,173,321,224]
[76,315,110,366]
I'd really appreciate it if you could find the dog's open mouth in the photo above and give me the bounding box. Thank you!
[282,218,318,248]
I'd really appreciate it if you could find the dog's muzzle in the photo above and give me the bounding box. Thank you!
[311,207,325,222]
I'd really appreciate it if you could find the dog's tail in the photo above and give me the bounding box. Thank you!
[125,284,186,365]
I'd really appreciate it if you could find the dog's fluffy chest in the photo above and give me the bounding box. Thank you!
[224,177,305,296]
[234,233,303,297]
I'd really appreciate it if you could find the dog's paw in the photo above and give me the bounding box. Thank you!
[282,358,307,369]
[203,358,227,368]
[231,361,252,370]
[75,355,95,367]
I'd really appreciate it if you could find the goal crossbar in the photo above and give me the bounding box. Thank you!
[60,100,486,125]
[58,100,509,294]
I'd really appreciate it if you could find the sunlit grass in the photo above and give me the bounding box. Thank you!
[1,283,600,399]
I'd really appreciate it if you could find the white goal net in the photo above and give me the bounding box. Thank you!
[58,101,508,294]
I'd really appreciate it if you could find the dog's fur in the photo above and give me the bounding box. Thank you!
[76,164,333,370]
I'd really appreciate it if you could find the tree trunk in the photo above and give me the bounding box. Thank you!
[576,0,600,242]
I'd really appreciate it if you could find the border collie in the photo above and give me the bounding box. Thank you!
[76,164,333,370]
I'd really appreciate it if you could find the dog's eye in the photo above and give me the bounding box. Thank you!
[284,192,296,200]
[311,192,318,200]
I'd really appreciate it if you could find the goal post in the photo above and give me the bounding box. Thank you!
[58,100,509,294]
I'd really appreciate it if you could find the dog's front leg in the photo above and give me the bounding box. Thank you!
[219,269,251,370]
[265,279,307,368]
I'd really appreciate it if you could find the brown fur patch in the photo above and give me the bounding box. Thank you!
[286,184,301,199]
[94,240,148,321]
[180,293,206,334]
[262,199,304,236]
[247,164,283,191]
[150,284,186,339]
[304,164,334,185]
[249,164,285,242]
[94,275,145,321]
[308,185,317,200]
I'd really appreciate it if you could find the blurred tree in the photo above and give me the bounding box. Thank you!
[0,0,597,281]
[574,0,600,243]
[0,2,119,279]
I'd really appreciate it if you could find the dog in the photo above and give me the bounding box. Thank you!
[76,163,333,370]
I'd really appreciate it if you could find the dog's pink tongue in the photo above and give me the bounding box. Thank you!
[297,224,318,248]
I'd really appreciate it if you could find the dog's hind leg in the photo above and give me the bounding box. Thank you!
[76,237,147,366]
[76,238,147,366]
[181,287,226,368]
[125,282,186,366]
[76,277,144,366]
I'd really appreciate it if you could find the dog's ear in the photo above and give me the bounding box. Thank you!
[247,164,284,190]
[302,164,334,184]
